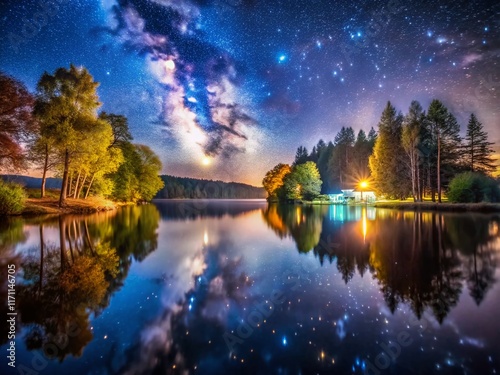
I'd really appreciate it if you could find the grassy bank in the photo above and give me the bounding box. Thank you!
[21,196,119,216]
[373,201,500,213]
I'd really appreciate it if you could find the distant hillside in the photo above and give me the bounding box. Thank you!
[1,175,62,189]
[156,175,266,199]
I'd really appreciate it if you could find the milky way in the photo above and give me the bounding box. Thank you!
[0,0,499,184]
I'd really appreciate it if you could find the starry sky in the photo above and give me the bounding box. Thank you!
[1,0,499,185]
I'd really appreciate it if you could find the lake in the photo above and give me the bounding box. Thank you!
[1,200,499,375]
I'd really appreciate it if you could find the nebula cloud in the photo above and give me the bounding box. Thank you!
[107,0,257,159]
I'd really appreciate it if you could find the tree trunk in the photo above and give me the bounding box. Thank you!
[59,149,70,208]
[84,173,95,199]
[76,173,87,199]
[416,156,421,202]
[67,170,73,197]
[41,143,49,198]
[411,150,416,202]
[428,159,435,202]
[59,216,68,271]
[437,133,442,203]
[73,170,82,199]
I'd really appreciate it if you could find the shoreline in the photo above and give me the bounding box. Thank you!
[18,197,126,216]
[373,201,500,213]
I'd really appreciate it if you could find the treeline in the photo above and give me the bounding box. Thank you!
[156,175,266,199]
[264,99,498,202]
[263,128,376,201]
[370,100,498,201]
[0,66,164,207]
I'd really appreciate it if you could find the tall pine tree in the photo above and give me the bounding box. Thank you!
[464,113,496,174]
[427,100,462,203]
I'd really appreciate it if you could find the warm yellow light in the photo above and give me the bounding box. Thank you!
[202,156,211,166]
[360,181,368,189]
[204,231,209,245]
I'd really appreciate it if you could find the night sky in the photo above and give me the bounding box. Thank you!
[1,0,499,185]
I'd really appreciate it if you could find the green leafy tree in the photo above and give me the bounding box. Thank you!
[111,143,163,202]
[283,161,322,200]
[464,113,497,174]
[135,144,164,201]
[369,102,410,199]
[262,163,292,200]
[447,172,500,203]
[34,65,102,207]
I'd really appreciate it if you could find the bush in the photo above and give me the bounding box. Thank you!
[447,172,500,203]
[0,181,26,215]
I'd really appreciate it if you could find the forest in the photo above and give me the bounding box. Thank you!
[156,175,266,199]
[0,66,164,212]
[263,100,499,203]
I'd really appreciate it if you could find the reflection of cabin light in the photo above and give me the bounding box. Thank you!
[362,208,367,243]
[204,231,209,245]
[489,222,498,236]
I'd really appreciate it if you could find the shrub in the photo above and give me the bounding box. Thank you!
[0,181,26,215]
[447,172,500,203]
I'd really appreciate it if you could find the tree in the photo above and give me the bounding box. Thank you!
[427,100,462,203]
[283,161,322,200]
[99,112,133,148]
[0,72,35,169]
[262,163,292,199]
[447,172,500,203]
[316,141,335,193]
[110,143,164,202]
[351,129,373,183]
[135,144,164,201]
[369,102,410,199]
[293,146,309,166]
[464,113,496,174]
[328,127,355,189]
[34,65,102,207]
[402,101,425,201]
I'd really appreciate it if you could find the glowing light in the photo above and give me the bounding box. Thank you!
[202,156,212,166]
[360,181,368,189]
[282,337,287,346]
[165,60,176,70]
[279,54,286,62]
[204,231,209,245]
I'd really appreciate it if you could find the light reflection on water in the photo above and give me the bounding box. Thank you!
[0,200,499,375]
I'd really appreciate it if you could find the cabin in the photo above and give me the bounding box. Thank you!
[328,189,376,203]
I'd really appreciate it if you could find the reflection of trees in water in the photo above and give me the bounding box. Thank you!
[262,205,500,322]
[0,218,25,345]
[4,205,160,361]
[262,204,326,252]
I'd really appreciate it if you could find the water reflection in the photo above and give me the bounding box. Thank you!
[0,206,160,358]
[262,205,500,322]
[1,202,499,374]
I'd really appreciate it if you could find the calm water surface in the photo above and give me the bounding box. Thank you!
[1,200,499,375]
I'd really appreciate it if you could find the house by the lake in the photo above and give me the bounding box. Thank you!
[328,189,376,203]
